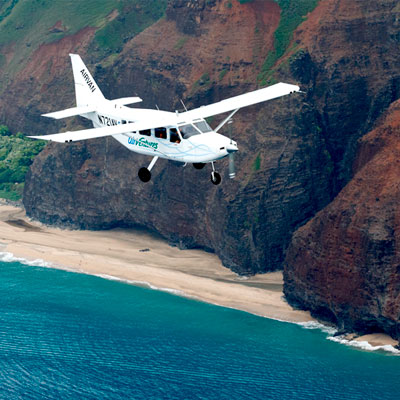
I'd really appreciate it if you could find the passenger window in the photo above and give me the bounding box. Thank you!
[140,129,151,136]
[155,127,167,139]
[170,128,181,144]
[122,120,127,124]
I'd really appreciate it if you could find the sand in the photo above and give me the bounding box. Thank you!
[0,204,398,350]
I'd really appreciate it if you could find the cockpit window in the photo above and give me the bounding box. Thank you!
[193,121,212,133]
[179,124,200,139]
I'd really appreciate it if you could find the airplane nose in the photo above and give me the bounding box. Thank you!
[226,141,238,153]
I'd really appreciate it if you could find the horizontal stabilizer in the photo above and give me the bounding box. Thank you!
[42,105,96,119]
[110,97,143,106]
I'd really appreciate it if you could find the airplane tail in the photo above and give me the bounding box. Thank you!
[42,54,143,120]
[69,53,105,107]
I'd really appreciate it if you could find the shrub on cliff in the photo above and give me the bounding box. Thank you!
[0,128,45,200]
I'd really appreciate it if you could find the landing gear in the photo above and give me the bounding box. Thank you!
[193,162,206,170]
[138,167,151,182]
[211,171,221,185]
[210,162,221,185]
[138,156,159,183]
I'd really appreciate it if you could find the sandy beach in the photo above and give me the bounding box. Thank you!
[0,204,398,350]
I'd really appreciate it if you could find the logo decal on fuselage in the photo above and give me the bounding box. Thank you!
[128,136,158,150]
[80,69,96,93]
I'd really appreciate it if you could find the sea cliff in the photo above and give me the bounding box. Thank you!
[0,0,399,339]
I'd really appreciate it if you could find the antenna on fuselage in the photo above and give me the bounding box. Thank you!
[228,119,236,179]
[155,104,160,110]
[180,99,188,112]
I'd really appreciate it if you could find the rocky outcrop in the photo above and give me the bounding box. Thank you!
[284,100,400,339]
[166,0,211,35]
[289,0,400,192]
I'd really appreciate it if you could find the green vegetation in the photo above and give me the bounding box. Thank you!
[259,0,319,84]
[94,0,168,53]
[193,72,211,91]
[252,153,261,172]
[0,0,115,47]
[219,69,228,80]
[0,0,168,89]
[174,36,188,50]
[0,0,19,23]
[0,126,46,200]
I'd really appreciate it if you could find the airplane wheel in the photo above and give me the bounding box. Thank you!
[193,163,206,170]
[138,167,151,182]
[211,171,221,185]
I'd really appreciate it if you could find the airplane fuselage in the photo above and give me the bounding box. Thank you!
[88,106,237,164]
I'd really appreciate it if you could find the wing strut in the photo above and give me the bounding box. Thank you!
[215,108,240,133]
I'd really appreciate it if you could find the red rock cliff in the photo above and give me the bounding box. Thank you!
[284,100,400,338]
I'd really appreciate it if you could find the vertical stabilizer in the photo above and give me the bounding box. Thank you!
[69,54,105,107]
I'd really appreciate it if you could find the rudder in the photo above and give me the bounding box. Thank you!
[69,54,104,107]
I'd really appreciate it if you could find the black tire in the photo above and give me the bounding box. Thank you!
[193,163,206,170]
[211,171,221,185]
[138,167,151,182]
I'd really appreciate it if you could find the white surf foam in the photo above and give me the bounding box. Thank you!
[328,335,400,355]
[296,320,338,335]
[0,251,54,268]
[293,320,400,355]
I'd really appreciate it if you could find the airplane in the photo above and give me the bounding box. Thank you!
[29,54,300,185]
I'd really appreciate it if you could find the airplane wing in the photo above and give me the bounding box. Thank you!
[28,117,177,143]
[178,82,300,121]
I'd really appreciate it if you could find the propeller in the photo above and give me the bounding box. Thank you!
[229,152,235,179]
[228,119,236,179]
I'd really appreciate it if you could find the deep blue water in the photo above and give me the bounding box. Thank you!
[0,260,399,400]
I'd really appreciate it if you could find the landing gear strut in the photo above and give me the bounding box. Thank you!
[210,162,221,185]
[211,171,221,185]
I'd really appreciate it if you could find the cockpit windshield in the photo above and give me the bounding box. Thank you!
[179,120,213,139]
[179,124,200,139]
[193,120,212,133]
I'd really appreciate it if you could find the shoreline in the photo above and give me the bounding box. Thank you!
[0,204,398,353]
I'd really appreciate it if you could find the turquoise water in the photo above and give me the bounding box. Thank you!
[0,260,399,399]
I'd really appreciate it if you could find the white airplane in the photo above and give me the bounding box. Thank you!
[30,54,300,185]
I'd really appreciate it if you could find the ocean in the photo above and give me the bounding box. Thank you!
[0,258,399,400]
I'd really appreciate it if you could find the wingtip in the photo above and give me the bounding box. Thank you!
[42,113,55,119]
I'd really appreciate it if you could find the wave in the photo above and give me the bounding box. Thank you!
[0,251,54,268]
[94,273,193,298]
[295,321,400,355]
[328,335,400,355]
[296,320,338,335]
